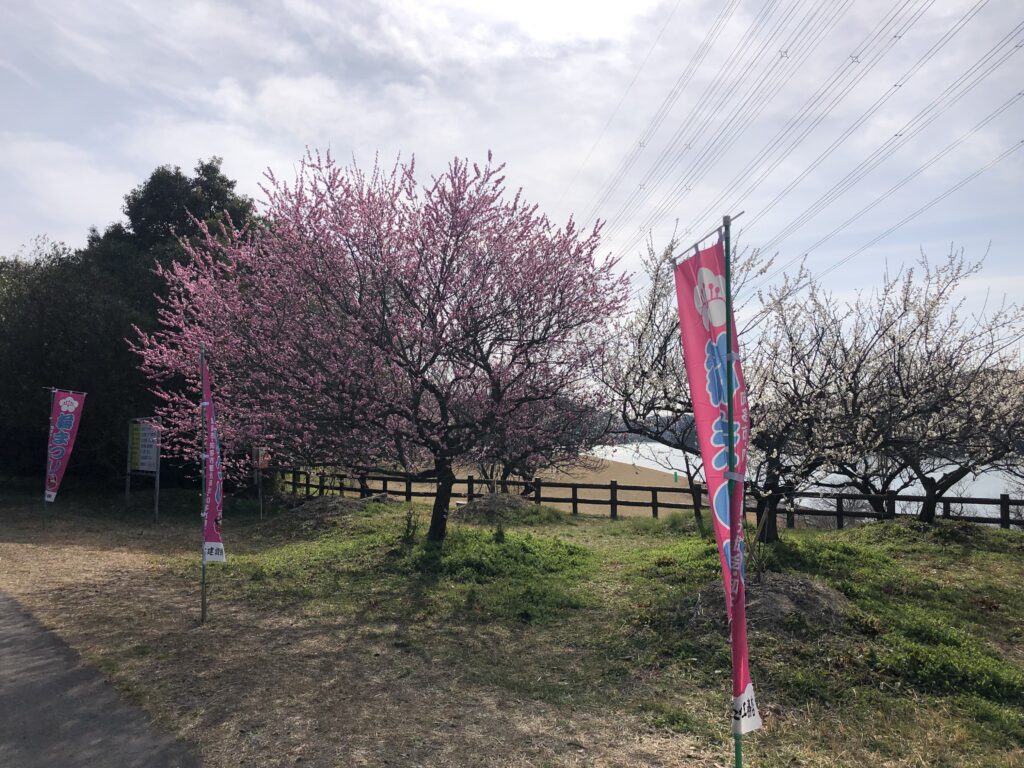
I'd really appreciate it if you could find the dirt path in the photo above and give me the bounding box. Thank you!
[0,591,198,768]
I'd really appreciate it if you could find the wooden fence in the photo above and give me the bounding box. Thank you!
[276,469,1024,530]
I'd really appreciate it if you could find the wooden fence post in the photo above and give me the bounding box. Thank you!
[651,488,659,519]
[836,496,844,530]
[942,499,951,519]
[405,478,412,503]
[786,498,795,529]
[693,483,702,519]
[610,480,618,520]
[339,475,346,498]
[291,471,299,495]
[304,472,312,497]
[1001,493,1010,529]
[885,490,897,520]
[533,478,542,505]
[467,475,475,502]
[571,485,579,516]
[382,477,389,497]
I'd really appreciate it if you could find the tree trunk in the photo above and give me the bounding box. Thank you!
[427,461,455,542]
[866,494,886,516]
[759,494,780,544]
[754,494,768,532]
[690,483,706,537]
[918,477,937,524]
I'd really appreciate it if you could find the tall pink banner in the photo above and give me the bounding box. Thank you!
[674,241,761,735]
[202,360,226,562]
[44,390,86,503]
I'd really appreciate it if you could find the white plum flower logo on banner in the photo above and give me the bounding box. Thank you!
[59,396,79,413]
[693,267,727,331]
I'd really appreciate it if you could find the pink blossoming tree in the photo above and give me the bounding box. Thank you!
[135,152,628,541]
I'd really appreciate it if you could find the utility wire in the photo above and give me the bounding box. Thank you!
[747,138,1024,324]
[603,0,836,242]
[816,140,1024,279]
[684,0,982,243]
[780,92,1023,270]
[557,0,684,206]
[750,18,1024,255]
[612,0,917,254]
[580,0,742,225]
[611,0,907,255]
[590,0,790,228]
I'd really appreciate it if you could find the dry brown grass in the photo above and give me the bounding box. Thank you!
[0,504,716,768]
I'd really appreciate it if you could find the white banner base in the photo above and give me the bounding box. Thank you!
[44,491,56,502]
[733,683,763,734]
[202,542,226,562]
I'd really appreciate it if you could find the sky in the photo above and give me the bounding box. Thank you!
[1,0,1021,301]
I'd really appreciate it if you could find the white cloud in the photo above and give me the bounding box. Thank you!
[0,0,1019,298]
[0,135,136,253]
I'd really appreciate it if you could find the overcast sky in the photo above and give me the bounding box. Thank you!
[2,0,1021,301]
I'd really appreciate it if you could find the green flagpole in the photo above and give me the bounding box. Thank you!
[723,214,742,768]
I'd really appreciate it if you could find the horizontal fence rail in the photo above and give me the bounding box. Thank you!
[273,469,1024,530]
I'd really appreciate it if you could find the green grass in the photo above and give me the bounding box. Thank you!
[195,505,1024,765]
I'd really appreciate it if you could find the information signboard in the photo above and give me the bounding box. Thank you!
[129,420,160,474]
[125,417,161,520]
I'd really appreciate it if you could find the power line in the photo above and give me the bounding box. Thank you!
[777,92,1023,271]
[609,0,911,255]
[682,0,985,244]
[615,0,927,254]
[580,0,742,225]
[749,18,1024,255]
[603,0,845,243]
[589,0,792,229]
[747,138,1024,323]
[817,139,1024,278]
[556,0,684,206]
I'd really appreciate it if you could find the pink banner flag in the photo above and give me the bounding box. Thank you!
[674,240,761,735]
[44,390,86,503]
[202,360,226,562]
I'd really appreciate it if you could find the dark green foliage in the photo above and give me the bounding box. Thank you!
[0,158,253,480]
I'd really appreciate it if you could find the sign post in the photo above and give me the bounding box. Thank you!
[126,417,162,521]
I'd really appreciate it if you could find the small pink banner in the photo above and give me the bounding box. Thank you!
[202,360,226,562]
[674,240,761,735]
[44,390,86,503]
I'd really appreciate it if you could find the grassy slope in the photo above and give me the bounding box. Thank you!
[199,502,1024,767]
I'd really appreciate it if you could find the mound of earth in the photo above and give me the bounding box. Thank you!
[450,492,537,523]
[257,493,396,540]
[691,572,849,637]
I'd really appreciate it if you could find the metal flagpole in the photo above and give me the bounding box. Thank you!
[672,211,745,264]
[723,214,742,768]
[200,348,208,624]
[125,421,133,508]
[43,387,55,516]
[153,417,161,523]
